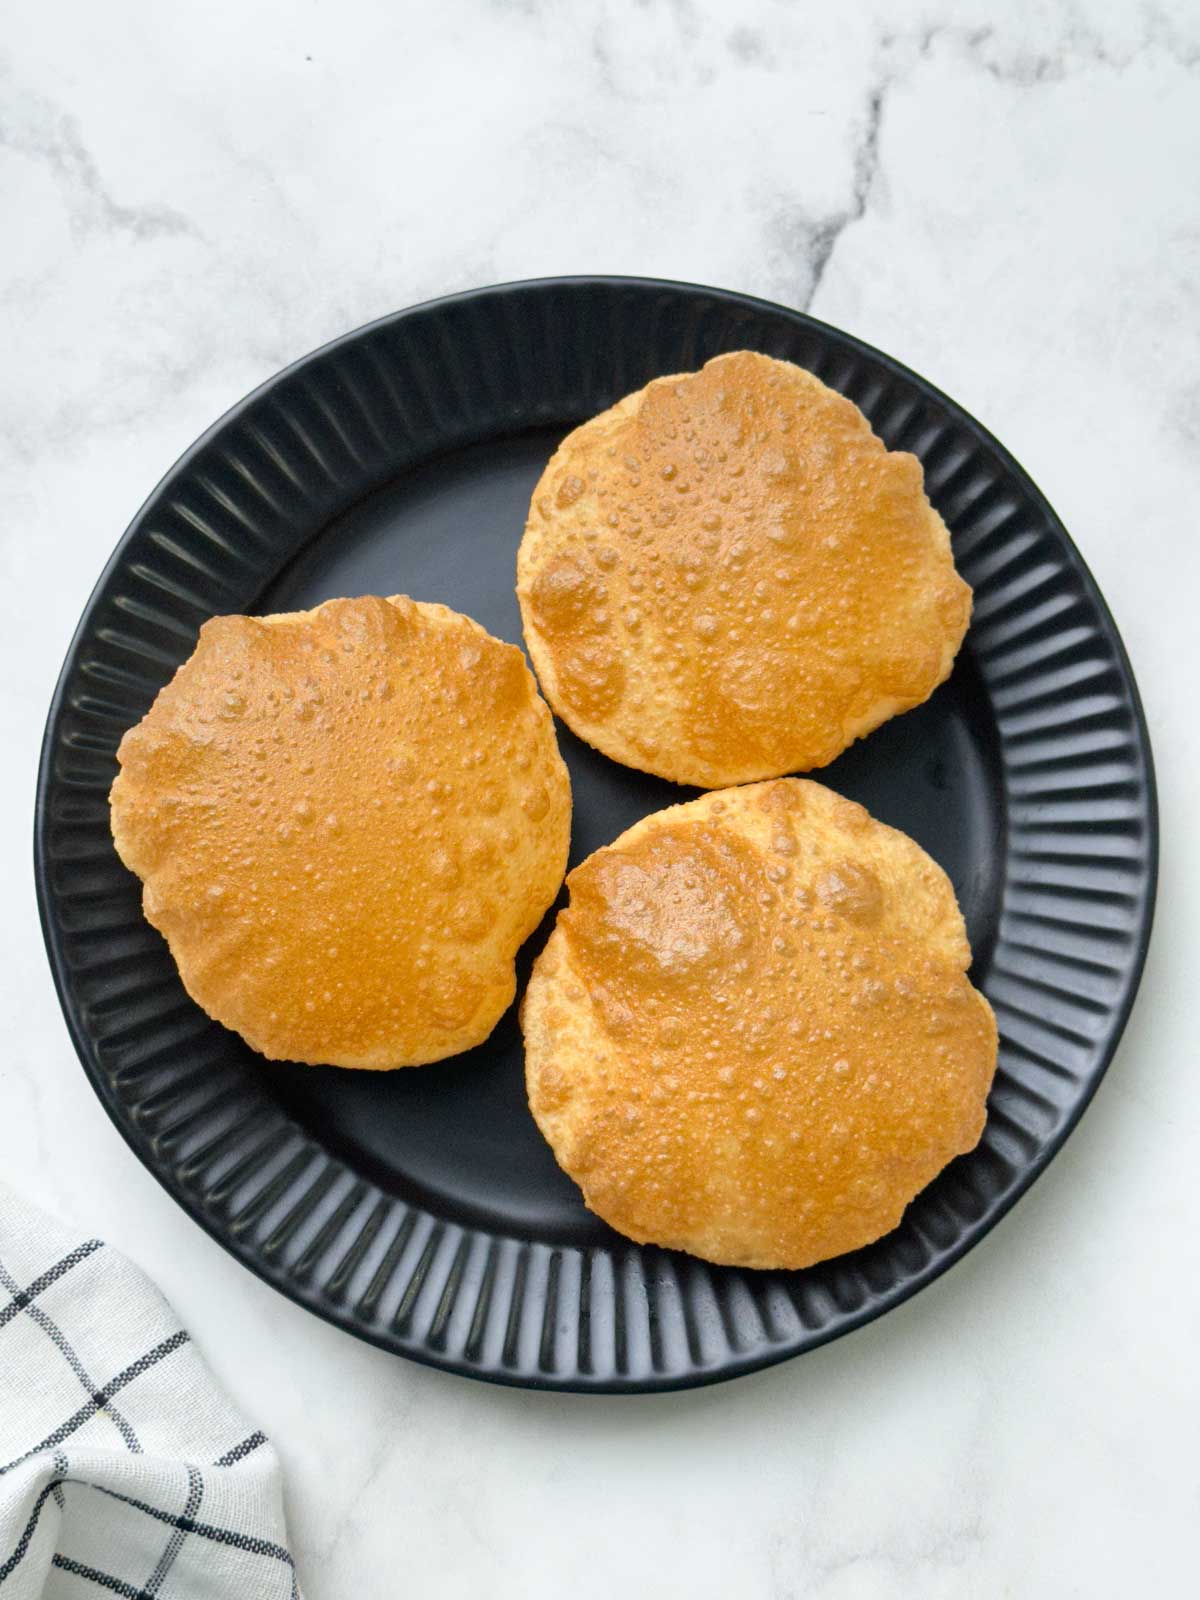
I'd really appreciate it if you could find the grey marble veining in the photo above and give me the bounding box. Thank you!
[2,2,1198,1596]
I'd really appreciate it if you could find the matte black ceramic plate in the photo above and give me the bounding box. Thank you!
[36,278,1157,1391]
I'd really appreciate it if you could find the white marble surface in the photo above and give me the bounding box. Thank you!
[3,0,1198,1593]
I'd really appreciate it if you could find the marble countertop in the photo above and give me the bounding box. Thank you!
[3,1,1197,1593]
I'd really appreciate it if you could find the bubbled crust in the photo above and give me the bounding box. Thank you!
[110,595,571,1069]
[522,780,997,1269]
[517,351,972,788]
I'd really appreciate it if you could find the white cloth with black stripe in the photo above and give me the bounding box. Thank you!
[0,1183,296,1598]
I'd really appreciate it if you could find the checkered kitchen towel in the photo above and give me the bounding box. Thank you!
[0,1183,297,1598]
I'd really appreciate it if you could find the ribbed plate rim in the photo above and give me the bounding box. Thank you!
[34,276,1159,1393]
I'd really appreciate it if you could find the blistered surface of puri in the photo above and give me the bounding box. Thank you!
[518,351,972,787]
[109,595,571,1068]
[525,780,997,1269]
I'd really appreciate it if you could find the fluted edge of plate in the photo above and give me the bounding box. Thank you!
[35,277,1157,1391]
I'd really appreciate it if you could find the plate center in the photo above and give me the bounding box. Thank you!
[254,430,1004,1244]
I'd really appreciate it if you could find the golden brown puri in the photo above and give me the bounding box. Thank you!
[517,350,971,788]
[523,779,997,1269]
[110,596,571,1069]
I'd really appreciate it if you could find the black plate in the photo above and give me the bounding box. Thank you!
[35,278,1157,1391]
